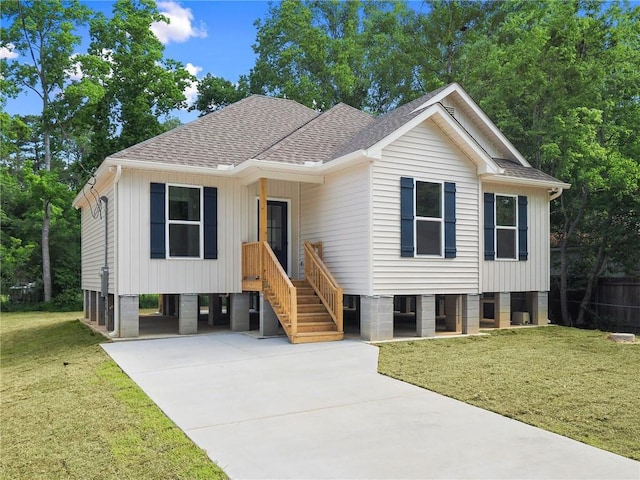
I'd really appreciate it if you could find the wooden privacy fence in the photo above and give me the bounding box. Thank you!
[596,278,640,333]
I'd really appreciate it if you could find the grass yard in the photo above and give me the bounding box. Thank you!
[0,312,227,480]
[377,326,640,461]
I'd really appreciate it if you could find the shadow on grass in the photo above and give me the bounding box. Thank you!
[1,318,106,368]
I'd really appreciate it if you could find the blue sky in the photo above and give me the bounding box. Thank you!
[3,1,274,123]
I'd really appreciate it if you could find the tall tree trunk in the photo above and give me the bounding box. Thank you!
[42,124,52,302]
[559,187,589,326]
[559,238,572,326]
[42,201,52,302]
[576,242,606,326]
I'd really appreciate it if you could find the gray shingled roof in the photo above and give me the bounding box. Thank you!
[256,103,375,164]
[110,95,319,168]
[493,158,564,184]
[105,86,566,188]
[331,85,450,160]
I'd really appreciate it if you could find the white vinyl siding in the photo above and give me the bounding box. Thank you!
[244,180,300,278]
[300,163,372,294]
[482,183,550,292]
[372,119,479,295]
[80,187,115,292]
[117,170,241,294]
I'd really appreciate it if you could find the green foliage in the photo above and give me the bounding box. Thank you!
[190,73,249,116]
[0,162,80,307]
[84,0,193,157]
[251,0,417,112]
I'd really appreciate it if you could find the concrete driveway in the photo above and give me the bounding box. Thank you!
[102,333,639,480]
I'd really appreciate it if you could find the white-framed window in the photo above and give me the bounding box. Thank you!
[167,184,202,258]
[415,180,443,256]
[495,194,517,259]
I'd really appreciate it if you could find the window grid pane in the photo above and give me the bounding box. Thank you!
[416,181,441,219]
[169,224,200,257]
[169,186,200,221]
[496,195,516,226]
[496,228,516,259]
[416,220,441,255]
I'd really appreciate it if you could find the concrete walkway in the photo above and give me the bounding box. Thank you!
[102,333,639,480]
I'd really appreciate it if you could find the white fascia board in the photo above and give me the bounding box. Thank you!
[483,174,571,190]
[318,149,375,174]
[102,156,233,176]
[235,159,325,185]
[366,103,502,175]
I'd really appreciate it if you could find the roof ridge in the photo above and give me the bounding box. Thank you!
[252,107,322,159]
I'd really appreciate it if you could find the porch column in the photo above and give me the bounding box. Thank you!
[462,294,480,334]
[119,295,139,338]
[259,293,280,336]
[495,292,511,328]
[445,294,462,332]
[416,295,436,337]
[179,294,198,335]
[230,293,250,331]
[360,295,393,341]
[528,291,549,326]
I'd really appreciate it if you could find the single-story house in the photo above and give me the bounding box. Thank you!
[73,82,570,343]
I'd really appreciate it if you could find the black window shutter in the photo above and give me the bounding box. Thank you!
[518,195,528,261]
[400,177,414,257]
[150,183,166,259]
[203,187,218,259]
[484,192,495,260]
[444,182,456,258]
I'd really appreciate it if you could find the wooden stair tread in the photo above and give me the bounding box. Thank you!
[264,278,342,344]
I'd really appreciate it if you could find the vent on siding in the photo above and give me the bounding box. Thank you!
[444,106,456,117]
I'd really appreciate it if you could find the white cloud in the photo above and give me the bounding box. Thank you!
[183,62,202,107]
[151,1,207,45]
[0,43,18,60]
[66,53,84,81]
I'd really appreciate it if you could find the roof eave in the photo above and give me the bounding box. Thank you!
[482,174,572,190]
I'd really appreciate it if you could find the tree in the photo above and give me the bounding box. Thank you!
[1,0,90,302]
[250,0,416,112]
[455,0,640,326]
[84,0,193,160]
[190,74,249,116]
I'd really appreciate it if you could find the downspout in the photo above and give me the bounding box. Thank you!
[549,187,564,202]
[100,196,109,331]
[109,165,122,337]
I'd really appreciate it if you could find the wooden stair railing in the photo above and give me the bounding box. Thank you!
[262,241,298,337]
[244,240,343,344]
[303,241,343,335]
[242,242,262,291]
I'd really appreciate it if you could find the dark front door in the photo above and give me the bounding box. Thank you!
[259,200,288,272]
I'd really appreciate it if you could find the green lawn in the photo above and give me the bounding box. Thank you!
[0,312,227,480]
[377,326,640,461]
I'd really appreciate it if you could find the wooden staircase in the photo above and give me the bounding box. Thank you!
[266,279,344,344]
